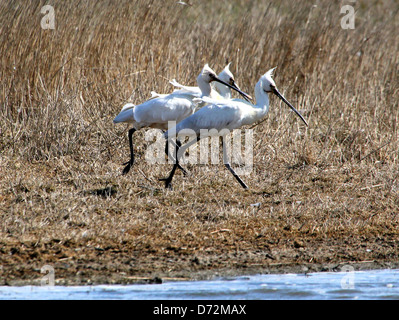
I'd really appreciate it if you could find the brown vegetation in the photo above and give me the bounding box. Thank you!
[1,0,398,285]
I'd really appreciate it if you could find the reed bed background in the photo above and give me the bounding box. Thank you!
[1,0,398,284]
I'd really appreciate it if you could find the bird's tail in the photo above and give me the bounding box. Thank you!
[113,103,135,123]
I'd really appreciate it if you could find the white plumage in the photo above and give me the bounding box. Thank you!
[113,95,194,130]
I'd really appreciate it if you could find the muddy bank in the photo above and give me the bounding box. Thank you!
[2,234,398,286]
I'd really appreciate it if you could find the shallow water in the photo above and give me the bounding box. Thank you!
[1,269,398,300]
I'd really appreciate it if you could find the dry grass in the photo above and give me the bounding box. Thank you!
[1,0,399,284]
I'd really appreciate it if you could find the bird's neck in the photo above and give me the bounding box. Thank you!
[253,81,270,120]
[197,76,212,97]
[213,82,231,99]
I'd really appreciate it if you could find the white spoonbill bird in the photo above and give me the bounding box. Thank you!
[113,64,252,175]
[161,67,308,189]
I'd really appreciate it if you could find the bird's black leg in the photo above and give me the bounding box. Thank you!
[222,138,248,189]
[164,139,188,176]
[160,136,200,189]
[160,139,181,190]
[122,128,136,175]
